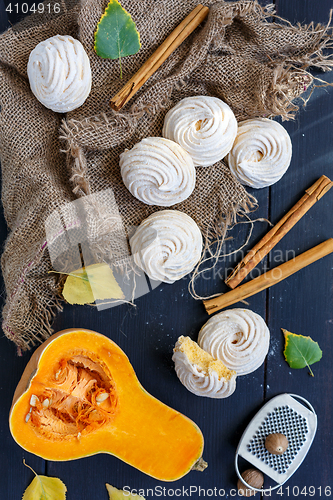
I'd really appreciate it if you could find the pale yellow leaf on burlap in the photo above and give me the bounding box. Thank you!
[62,263,124,305]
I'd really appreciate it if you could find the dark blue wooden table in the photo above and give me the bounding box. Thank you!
[0,1,332,499]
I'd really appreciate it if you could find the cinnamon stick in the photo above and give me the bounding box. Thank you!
[110,4,210,111]
[225,175,333,289]
[204,238,333,315]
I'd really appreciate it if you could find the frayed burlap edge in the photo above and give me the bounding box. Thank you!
[2,242,64,354]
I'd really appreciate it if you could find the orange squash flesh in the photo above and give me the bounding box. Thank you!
[9,329,204,481]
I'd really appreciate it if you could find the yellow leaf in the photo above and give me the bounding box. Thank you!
[22,463,66,500]
[106,484,145,500]
[62,263,124,305]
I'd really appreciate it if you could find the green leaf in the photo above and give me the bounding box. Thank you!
[94,0,141,79]
[22,461,66,500]
[106,484,145,500]
[282,328,322,377]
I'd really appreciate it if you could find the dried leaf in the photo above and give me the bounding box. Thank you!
[22,462,66,500]
[282,328,322,377]
[62,263,124,305]
[106,484,145,500]
[94,0,141,78]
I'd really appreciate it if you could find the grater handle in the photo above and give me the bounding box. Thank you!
[288,394,316,414]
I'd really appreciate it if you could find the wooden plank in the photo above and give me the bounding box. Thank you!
[0,333,47,499]
[266,0,333,495]
[0,0,7,32]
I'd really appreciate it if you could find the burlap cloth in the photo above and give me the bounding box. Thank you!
[0,0,332,352]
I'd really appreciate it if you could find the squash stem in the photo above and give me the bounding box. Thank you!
[192,457,208,472]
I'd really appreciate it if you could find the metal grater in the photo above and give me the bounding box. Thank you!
[235,394,317,492]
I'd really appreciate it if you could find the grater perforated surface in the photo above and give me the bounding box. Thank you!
[236,394,317,486]
[247,405,308,474]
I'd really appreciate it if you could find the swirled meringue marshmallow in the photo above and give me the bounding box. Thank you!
[226,118,292,188]
[120,137,196,206]
[27,35,92,113]
[198,308,270,376]
[130,210,202,283]
[172,336,236,398]
[162,96,237,167]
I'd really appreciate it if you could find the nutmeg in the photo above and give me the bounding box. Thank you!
[237,468,264,497]
[265,433,289,455]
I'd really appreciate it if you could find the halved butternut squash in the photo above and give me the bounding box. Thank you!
[9,329,204,481]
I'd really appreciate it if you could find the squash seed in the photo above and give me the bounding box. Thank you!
[42,399,50,408]
[30,394,39,407]
[96,392,109,403]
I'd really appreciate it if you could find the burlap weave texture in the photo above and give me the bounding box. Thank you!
[0,0,332,351]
